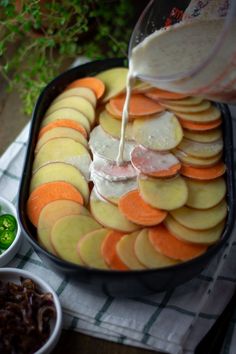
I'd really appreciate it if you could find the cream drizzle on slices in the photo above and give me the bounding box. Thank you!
[90,169,137,205]
[89,125,135,162]
[91,156,137,181]
[132,111,183,151]
[131,145,181,178]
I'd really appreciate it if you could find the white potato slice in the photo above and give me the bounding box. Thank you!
[116,231,146,270]
[99,109,134,140]
[173,149,222,168]
[38,200,89,254]
[177,138,223,158]
[91,170,137,205]
[170,199,227,230]
[89,125,135,162]
[185,177,226,209]
[133,111,183,151]
[138,175,188,211]
[164,215,225,245]
[161,100,211,112]
[51,215,100,265]
[41,107,91,133]
[53,87,97,107]
[45,96,95,124]
[90,188,140,232]
[35,127,88,153]
[184,128,222,143]
[91,157,137,181]
[78,229,110,269]
[96,67,128,102]
[176,106,221,122]
[30,162,90,204]
[160,96,203,106]
[32,137,91,174]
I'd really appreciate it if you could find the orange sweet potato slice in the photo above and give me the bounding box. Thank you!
[145,88,188,100]
[39,119,87,139]
[101,230,128,270]
[66,77,105,99]
[178,118,222,131]
[180,162,226,180]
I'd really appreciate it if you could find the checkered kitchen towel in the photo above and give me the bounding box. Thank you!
[0,107,236,354]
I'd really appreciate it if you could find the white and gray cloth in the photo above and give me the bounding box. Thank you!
[0,104,235,354]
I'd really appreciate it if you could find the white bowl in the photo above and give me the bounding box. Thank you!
[0,196,22,266]
[0,267,63,354]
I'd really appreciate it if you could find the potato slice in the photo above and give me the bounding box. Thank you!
[99,109,134,140]
[90,188,139,232]
[30,162,89,204]
[32,137,91,174]
[51,214,100,264]
[116,231,146,270]
[38,200,89,254]
[160,96,203,106]
[133,111,183,151]
[138,175,188,211]
[176,106,221,122]
[170,199,227,230]
[134,229,178,268]
[91,170,137,205]
[35,127,88,153]
[164,215,225,245]
[54,87,97,107]
[45,96,95,124]
[184,128,222,143]
[96,67,128,102]
[42,107,91,133]
[161,100,211,113]
[89,125,135,162]
[78,228,110,269]
[177,138,223,158]
[185,177,226,209]
[173,149,222,168]
[91,157,137,181]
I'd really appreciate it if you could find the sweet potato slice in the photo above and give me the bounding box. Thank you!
[27,181,84,227]
[95,67,128,102]
[145,88,188,100]
[180,163,226,180]
[39,119,87,139]
[51,215,100,265]
[116,231,146,270]
[38,200,89,254]
[30,162,90,204]
[178,118,222,131]
[170,199,227,230]
[118,190,167,226]
[45,96,95,124]
[101,230,128,270]
[138,175,188,211]
[149,224,208,261]
[133,111,183,151]
[90,188,140,232]
[32,137,91,174]
[41,108,91,133]
[135,229,178,268]
[66,77,105,99]
[99,109,134,140]
[54,87,97,107]
[78,228,110,269]
[164,215,225,245]
[185,177,226,209]
[109,93,164,118]
[35,127,88,153]
[131,145,181,177]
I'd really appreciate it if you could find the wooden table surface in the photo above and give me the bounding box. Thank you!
[0,79,159,354]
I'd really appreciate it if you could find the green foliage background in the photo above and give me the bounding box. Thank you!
[0,0,134,114]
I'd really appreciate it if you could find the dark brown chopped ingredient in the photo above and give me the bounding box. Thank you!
[0,277,56,354]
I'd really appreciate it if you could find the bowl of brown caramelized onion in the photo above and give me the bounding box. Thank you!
[0,268,62,354]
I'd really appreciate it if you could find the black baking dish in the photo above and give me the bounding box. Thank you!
[18,58,236,297]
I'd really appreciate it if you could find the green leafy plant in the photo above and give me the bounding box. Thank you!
[0,0,134,115]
